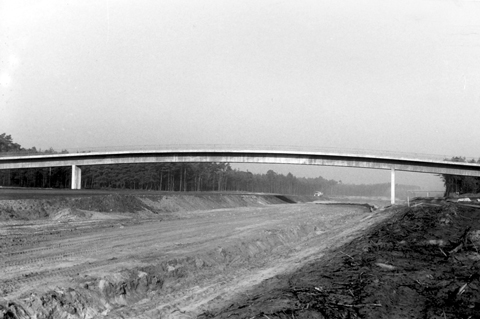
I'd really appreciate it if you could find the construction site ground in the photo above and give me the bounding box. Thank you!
[1,190,479,318]
[0,190,387,318]
[205,197,480,319]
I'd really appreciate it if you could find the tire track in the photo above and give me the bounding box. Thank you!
[1,259,112,288]
[1,248,103,272]
[2,217,198,265]
[0,218,163,256]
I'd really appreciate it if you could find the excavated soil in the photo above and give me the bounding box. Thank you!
[0,192,303,221]
[0,191,389,319]
[6,191,476,319]
[203,198,480,319]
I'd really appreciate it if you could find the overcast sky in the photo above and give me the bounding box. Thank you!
[1,0,480,190]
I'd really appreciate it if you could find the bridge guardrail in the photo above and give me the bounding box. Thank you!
[407,190,445,198]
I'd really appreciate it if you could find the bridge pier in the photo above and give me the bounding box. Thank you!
[71,165,81,190]
[391,167,395,205]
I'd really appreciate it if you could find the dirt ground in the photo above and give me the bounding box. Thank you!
[4,191,478,319]
[0,191,389,319]
[204,197,480,319]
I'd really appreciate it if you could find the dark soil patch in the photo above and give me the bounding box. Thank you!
[202,203,480,319]
[69,194,147,212]
[273,195,297,204]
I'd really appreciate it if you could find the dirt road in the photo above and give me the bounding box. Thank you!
[0,196,393,318]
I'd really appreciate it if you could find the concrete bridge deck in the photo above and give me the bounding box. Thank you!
[1,147,479,204]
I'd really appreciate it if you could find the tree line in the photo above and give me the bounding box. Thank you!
[442,157,480,195]
[0,133,423,197]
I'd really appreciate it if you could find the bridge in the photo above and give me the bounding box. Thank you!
[1,146,480,204]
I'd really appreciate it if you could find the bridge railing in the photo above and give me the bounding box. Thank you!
[0,144,478,164]
[407,190,445,198]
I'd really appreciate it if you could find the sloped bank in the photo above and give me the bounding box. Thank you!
[0,192,314,221]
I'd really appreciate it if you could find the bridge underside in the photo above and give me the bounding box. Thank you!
[2,151,480,205]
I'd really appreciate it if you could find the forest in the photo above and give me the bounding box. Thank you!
[0,133,427,197]
[442,157,480,195]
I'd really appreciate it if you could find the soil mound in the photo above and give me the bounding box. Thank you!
[49,208,93,221]
[0,194,148,221]
[0,193,303,221]
[203,202,480,319]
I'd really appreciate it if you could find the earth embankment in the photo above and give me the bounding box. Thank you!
[0,190,314,221]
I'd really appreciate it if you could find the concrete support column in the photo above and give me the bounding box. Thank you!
[71,165,82,190]
[391,167,395,205]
